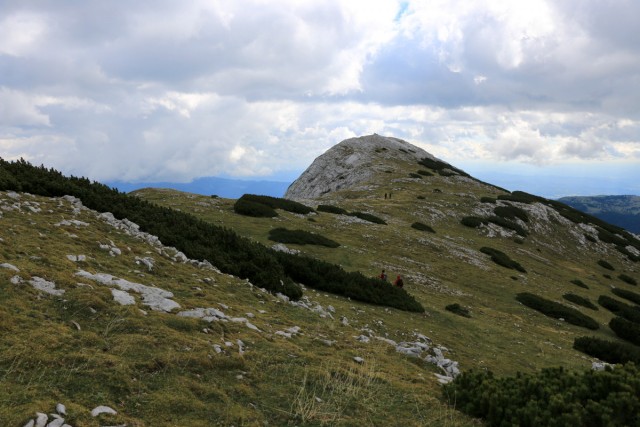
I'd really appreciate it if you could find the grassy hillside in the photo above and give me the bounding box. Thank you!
[2,149,640,425]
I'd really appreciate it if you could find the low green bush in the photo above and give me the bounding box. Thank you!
[616,245,640,262]
[316,204,348,215]
[480,196,496,204]
[597,227,628,247]
[516,292,599,330]
[570,279,589,289]
[460,216,485,228]
[574,336,640,365]
[597,259,615,270]
[619,274,638,286]
[445,303,471,318]
[348,211,386,225]
[497,191,546,204]
[609,316,640,346]
[611,288,640,305]
[417,170,433,176]
[562,293,598,310]
[486,216,528,237]
[239,194,314,215]
[411,222,435,233]
[480,247,526,273]
[443,364,640,427]
[416,195,426,200]
[585,234,597,243]
[409,173,422,179]
[493,205,530,223]
[598,295,640,324]
[233,198,278,217]
[268,228,340,248]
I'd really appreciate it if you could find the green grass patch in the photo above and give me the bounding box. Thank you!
[480,247,526,273]
[268,228,340,248]
[562,293,598,310]
[516,292,599,330]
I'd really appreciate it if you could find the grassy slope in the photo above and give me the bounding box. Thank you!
[133,155,640,380]
[0,191,477,426]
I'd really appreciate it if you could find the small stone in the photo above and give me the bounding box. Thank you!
[55,403,66,416]
[91,405,117,417]
[22,420,35,427]
[353,357,364,364]
[35,413,48,427]
[45,417,64,427]
[70,321,81,331]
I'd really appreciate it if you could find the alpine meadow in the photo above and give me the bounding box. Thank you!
[1,134,640,426]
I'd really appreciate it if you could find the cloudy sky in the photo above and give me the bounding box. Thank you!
[1,0,639,198]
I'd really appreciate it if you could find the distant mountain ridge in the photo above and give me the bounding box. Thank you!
[559,195,640,234]
[106,176,290,198]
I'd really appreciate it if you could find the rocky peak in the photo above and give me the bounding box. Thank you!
[285,134,442,200]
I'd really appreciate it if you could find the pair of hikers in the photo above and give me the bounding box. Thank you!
[379,269,404,288]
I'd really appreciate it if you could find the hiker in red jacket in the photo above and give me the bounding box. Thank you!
[394,275,404,288]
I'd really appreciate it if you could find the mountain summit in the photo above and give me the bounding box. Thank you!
[285,134,444,199]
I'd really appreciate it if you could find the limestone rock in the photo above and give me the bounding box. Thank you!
[285,134,442,200]
[91,406,117,417]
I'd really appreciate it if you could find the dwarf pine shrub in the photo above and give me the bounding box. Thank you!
[486,216,528,237]
[233,198,278,217]
[609,316,640,346]
[516,292,599,330]
[598,295,640,324]
[316,204,348,215]
[411,222,435,233]
[460,216,485,228]
[239,194,314,215]
[480,196,496,204]
[562,293,598,310]
[348,211,386,225]
[417,169,433,176]
[268,228,340,248]
[445,303,471,318]
[493,205,530,222]
[480,247,526,273]
[443,364,640,427]
[573,336,640,365]
[409,173,422,179]
[597,259,615,270]
[611,288,640,305]
[619,274,638,286]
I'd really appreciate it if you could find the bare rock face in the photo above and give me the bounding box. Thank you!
[284,134,442,200]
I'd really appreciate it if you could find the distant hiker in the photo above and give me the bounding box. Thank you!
[379,269,388,281]
[384,193,387,200]
[394,275,404,288]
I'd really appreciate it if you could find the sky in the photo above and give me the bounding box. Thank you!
[1,0,639,198]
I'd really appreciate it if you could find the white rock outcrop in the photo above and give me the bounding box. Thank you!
[285,134,443,200]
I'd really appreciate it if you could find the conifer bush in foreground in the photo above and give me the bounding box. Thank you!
[516,292,599,330]
[233,198,278,217]
[443,364,640,427]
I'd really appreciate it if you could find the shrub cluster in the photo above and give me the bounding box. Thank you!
[410,222,435,233]
[233,198,277,217]
[460,216,484,228]
[598,295,640,323]
[443,364,640,427]
[417,170,433,177]
[0,158,426,312]
[268,227,339,248]
[597,259,615,271]
[273,252,424,313]
[562,293,598,310]
[611,287,640,305]
[348,211,386,224]
[480,247,526,273]
[619,274,638,286]
[408,173,422,179]
[480,196,496,204]
[445,303,471,318]
[609,316,640,346]
[573,336,640,365]
[516,292,599,330]
[234,194,314,217]
[316,204,348,215]
[570,279,589,289]
[493,205,530,223]
[460,215,527,237]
